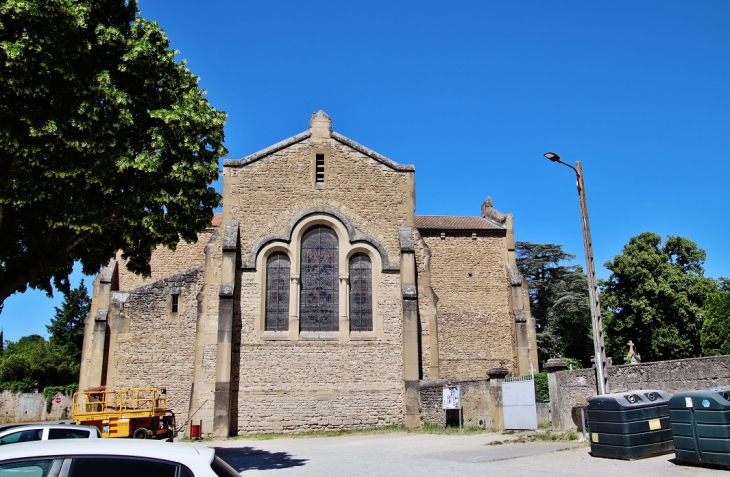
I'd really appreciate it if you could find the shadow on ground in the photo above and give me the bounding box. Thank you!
[214,446,308,472]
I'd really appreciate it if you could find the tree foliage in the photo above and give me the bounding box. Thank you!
[47,279,89,360]
[0,281,88,391]
[0,0,227,308]
[700,286,730,356]
[0,335,78,391]
[601,232,717,362]
[516,242,593,367]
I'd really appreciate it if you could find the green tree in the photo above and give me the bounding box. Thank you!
[47,279,90,360]
[0,0,227,309]
[0,334,78,391]
[700,284,730,356]
[601,232,716,362]
[516,242,593,367]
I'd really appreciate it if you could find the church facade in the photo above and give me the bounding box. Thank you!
[79,111,537,436]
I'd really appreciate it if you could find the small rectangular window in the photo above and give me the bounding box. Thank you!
[315,154,325,183]
[171,294,179,314]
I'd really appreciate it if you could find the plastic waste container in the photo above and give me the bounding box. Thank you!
[669,386,730,467]
[587,390,674,459]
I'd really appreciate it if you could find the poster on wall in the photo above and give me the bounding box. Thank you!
[442,385,461,410]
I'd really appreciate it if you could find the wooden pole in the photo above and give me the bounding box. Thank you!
[575,161,608,395]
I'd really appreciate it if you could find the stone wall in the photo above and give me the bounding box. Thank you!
[418,231,515,378]
[0,392,74,423]
[419,379,494,429]
[102,267,205,425]
[116,227,217,290]
[233,271,405,434]
[223,136,414,268]
[550,355,730,431]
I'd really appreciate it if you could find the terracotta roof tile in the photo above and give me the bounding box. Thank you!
[211,213,223,227]
[414,215,504,230]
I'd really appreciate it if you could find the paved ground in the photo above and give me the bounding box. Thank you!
[209,431,725,476]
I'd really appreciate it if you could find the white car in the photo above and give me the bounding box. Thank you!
[0,425,101,445]
[0,439,239,476]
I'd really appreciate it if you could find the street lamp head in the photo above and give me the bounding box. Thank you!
[544,152,561,162]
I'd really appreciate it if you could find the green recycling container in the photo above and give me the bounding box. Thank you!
[669,386,730,467]
[587,390,674,459]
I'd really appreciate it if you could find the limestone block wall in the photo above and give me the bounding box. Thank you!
[413,230,437,380]
[0,392,71,423]
[551,355,730,431]
[224,137,414,267]
[233,271,405,433]
[418,231,515,378]
[418,379,494,428]
[116,227,217,290]
[104,267,204,425]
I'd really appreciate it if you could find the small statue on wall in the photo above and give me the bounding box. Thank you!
[627,340,641,365]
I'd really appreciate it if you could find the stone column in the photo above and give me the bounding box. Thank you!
[544,358,568,430]
[79,260,118,390]
[339,275,350,341]
[213,221,238,438]
[487,367,509,430]
[399,227,420,428]
[288,275,300,342]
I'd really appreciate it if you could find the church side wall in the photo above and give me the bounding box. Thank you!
[116,229,215,291]
[105,267,204,425]
[420,231,516,378]
[233,271,404,433]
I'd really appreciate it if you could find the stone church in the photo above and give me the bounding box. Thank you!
[79,111,537,436]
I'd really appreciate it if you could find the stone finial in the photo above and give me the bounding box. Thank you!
[487,367,509,379]
[310,110,332,138]
[544,358,569,373]
[481,196,506,224]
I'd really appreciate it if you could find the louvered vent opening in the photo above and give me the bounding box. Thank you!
[316,154,325,183]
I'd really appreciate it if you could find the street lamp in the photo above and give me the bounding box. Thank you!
[543,152,608,395]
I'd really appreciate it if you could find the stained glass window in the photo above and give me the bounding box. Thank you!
[265,252,290,331]
[349,253,373,331]
[300,225,339,331]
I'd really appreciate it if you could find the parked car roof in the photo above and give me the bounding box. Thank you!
[0,424,99,434]
[0,439,226,476]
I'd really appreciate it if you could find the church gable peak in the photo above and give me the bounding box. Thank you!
[310,110,332,138]
[223,111,414,171]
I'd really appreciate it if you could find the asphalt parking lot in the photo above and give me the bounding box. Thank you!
[210,431,726,476]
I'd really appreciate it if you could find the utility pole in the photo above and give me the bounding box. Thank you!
[544,153,608,395]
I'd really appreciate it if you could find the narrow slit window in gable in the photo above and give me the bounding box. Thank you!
[315,154,325,183]
[171,294,179,314]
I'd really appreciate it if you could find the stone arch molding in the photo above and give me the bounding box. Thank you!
[242,206,399,271]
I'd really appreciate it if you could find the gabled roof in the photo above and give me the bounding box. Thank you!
[414,215,505,230]
[223,112,415,171]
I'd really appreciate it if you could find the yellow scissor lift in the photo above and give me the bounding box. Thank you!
[72,387,176,439]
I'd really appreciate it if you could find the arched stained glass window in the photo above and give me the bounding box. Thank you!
[265,252,290,331]
[349,253,373,332]
[300,225,339,331]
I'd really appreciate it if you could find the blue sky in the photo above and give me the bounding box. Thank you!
[2,0,728,341]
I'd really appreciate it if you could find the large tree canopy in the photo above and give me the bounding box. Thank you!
[0,0,227,307]
[601,232,717,362]
[700,279,730,356]
[516,242,593,367]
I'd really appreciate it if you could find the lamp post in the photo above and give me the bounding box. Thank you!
[544,152,608,395]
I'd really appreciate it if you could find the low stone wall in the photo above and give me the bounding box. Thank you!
[550,355,730,431]
[418,379,497,429]
[0,391,74,424]
[536,403,550,427]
